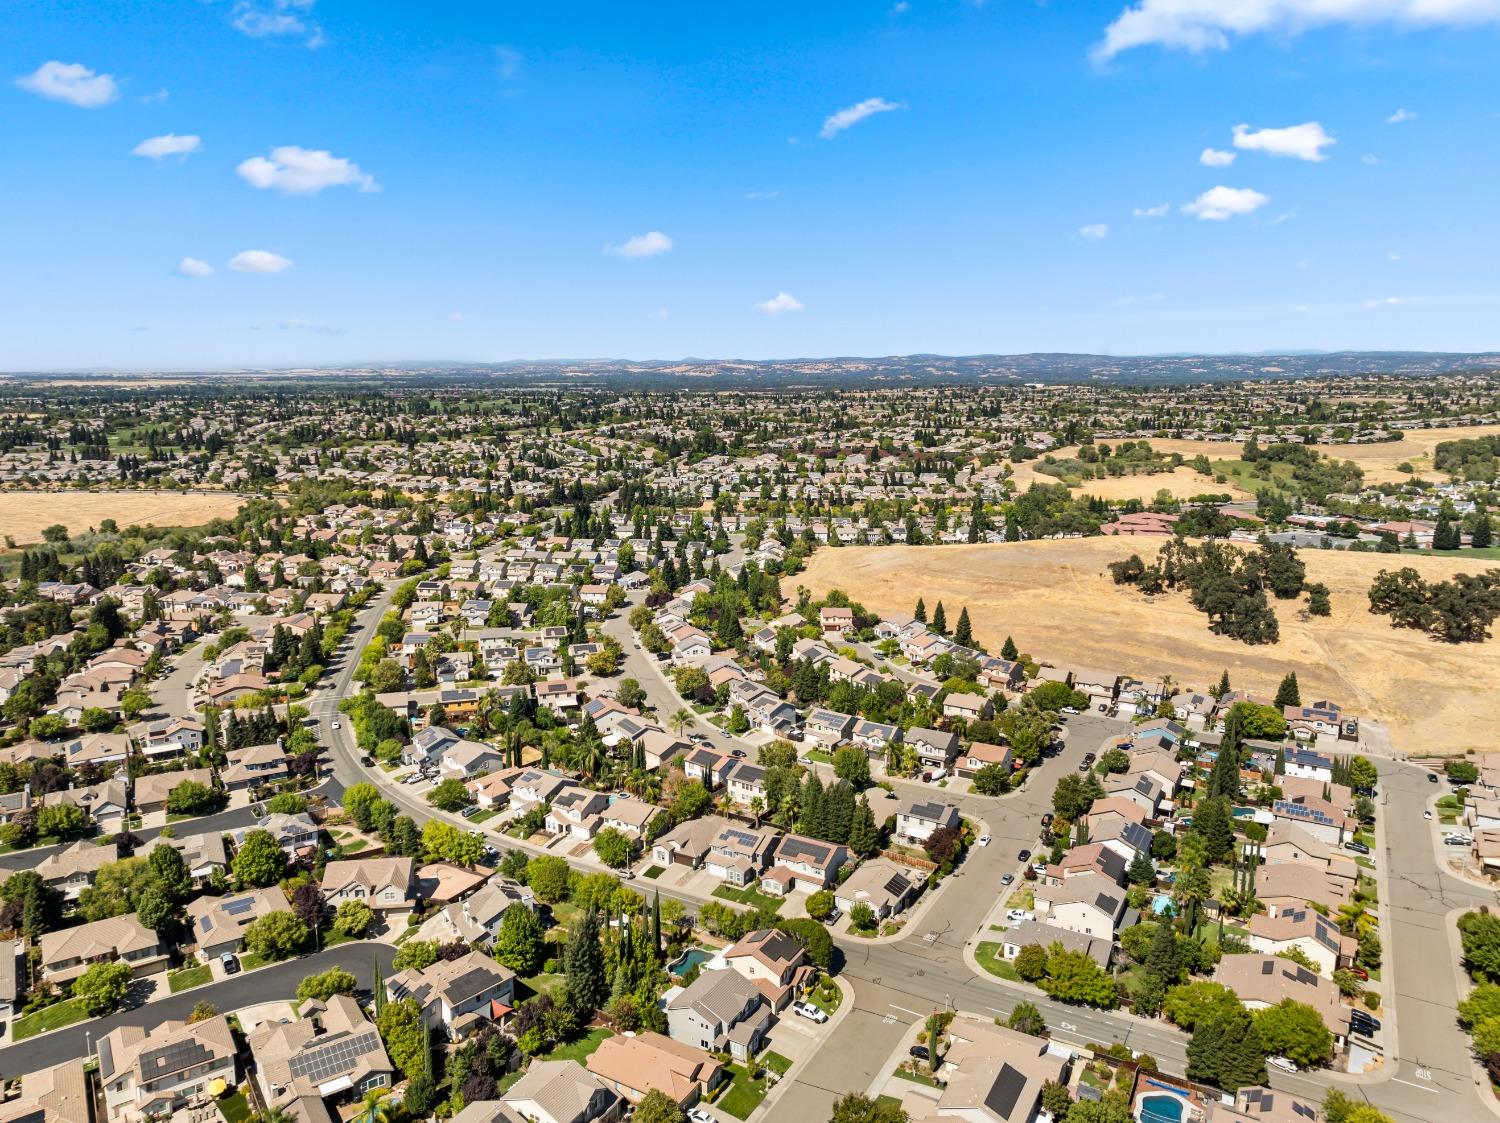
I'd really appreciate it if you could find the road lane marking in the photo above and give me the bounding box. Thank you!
[888,1004,922,1017]
[1390,1078,1441,1093]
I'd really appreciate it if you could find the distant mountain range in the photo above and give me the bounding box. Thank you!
[11,350,1500,387]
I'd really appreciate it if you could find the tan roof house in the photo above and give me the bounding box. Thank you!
[40,914,168,984]
[97,1014,236,1123]
[585,1032,723,1107]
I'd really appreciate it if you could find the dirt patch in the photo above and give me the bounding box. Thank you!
[0,490,244,543]
[792,540,1500,753]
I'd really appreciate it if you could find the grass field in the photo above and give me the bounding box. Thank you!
[712,884,784,913]
[12,997,89,1041]
[540,1027,613,1063]
[975,941,1022,981]
[795,539,1500,753]
[0,489,244,544]
[717,1062,773,1119]
[169,964,213,992]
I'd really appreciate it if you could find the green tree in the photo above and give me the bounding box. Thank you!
[971,762,1010,795]
[147,843,194,904]
[1014,944,1049,982]
[233,830,287,887]
[1039,946,1117,1007]
[334,899,375,937]
[1186,1007,1267,1091]
[592,827,632,869]
[1460,910,1500,979]
[266,792,309,815]
[1348,755,1378,792]
[1162,981,1242,1030]
[634,1089,687,1123]
[494,903,545,975]
[167,779,217,816]
[136,887,175,939]
[72,960,133,1016]
[830,1091,909,1123]
[806,890,836,921]
[1254,999,1333,1068]
[1007,1000,1048,1037]
[1323,1090,1396,1123]
[376,996,428,1078]
[243,910,309,961]
[297,966,359,1001]
[954,608,973,647]
[564,908,608,1013]
[526,856,573,903]
[1274,673,1301,708]
[427,778,473,812]
[833,745,871,786]
[1128,851,1157,886]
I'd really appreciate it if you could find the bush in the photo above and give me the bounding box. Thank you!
[297,966,358,1001]
[333,899,374,937]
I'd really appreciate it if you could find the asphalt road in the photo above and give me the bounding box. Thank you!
[0,943,398,1079]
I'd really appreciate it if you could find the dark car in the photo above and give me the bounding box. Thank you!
[360,755,374,767]
[909,1045,929,1061]
[730,749,746,759]
[1344,840,1371,855]
[1429,773,1440,783]
[1040,813,1054,827]
[1017,849,1031,862]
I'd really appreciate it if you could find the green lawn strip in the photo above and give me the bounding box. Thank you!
[517,973,566,1002]
[643,865,665,879]
[169,964,213,992]
[808,985,841,1015]
[712,884,784,914]
[975,941,1021,982]
[540,1027,613,1063]
[762,1051,792,1077]
[468,808,499,823]
[716,1063,772,1119]
[803,749,833,764]
[891,1065,942,1088]
[876,1095,905,1112]
[12,997,90,1041]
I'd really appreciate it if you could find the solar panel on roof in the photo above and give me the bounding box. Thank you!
[224,897,255,916]
[141,1039,213,1075]
[287,1030,380,1085]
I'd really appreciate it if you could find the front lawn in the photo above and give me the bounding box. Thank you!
[716,1062,772,1119]
[541,1027,613,1063]
[762,1051,793,1077]
[808,980,842,1015]
[643,865,665,879]
[712,884,784,914]
[468,808,499,823]
[975,941,1021,982]
[12,997,89,1041]
[891,1064,943,1088]
[169,964,213,993]
[803,749,834,764]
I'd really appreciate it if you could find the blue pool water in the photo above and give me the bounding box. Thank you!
[1138,1091,1186,1123]
[669,948,713,978]
[1151,895,1175,915]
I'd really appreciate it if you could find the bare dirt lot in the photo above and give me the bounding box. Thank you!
[1007,424,1500,492]
[793,540,1500,754]
[1057,466,1254,503]
[0,490,244,543]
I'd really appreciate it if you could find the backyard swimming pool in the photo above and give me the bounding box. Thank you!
[668,948,713,978]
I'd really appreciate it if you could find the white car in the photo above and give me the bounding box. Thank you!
[976,834,991,847]
[1006,909,1033,923]
[1267,1056,1299,1073]
[1061,707,1080,716]
[1423,810,1433,820]
[688,1108,717,1123]
[794,1001,829,1023]
[331,720,341,730]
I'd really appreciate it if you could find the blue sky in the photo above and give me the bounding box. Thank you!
[5,0,1499,369]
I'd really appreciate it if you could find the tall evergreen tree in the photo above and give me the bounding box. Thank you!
[954,608,973,647]
[914,597,927,623]
[931,601,947,635]
[651,891,662,956]
[1274,672,1301,709]
[1215,669,1232,698]
[849,797,879,855]
[564,908,608,1013]
[1001,636,1019,661]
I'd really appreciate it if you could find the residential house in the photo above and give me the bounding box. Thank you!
[221,741,289,791]
[33,839,115,900]
[134,767,215,816]
[387,949,516,1039]
[651,815,727,871]
[40,914,168,984]
[904,727,959,772]
[186,887,287,961]
[585,1032,723,1109]
[721,928,814,1011]
[250,994,395,1114]
[546,786,611,840]
[942,692,992,723]
[955,741,1012,780]
[1000,919,1112,968]
[320,856,417,918]
[1245,907,1354,976]
[416,879,534,947]
[1033,872,1127,939]
[501,1059,623,1123]
[894,796,960,844]
[835,858,924,920]
[1215,954,1352,1043]
[932,1017,1068,1123]
[665,969,774,1060]
[96,1015,236,1123]
[804,708,855,748]
[704,822,777,886]
[761,835,847,896]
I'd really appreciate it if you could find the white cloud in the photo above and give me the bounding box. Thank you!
[237,146,377,194]
[133,133,202,160]
[1093,0,1500,60]
[1200,147,1236,167]
[14,61,119,108]
[1362,295,1420,307]
[139,88,169,104]
[229,250,292,273]
[1079,223,1110,240]
[1388,107,1417,123]
[444,311,464,322]
[279,318,339,333]
[1232,121,1335,162]
[756,292,804,315]
[746,190,781,200]
[820,97,905,139]
[233,0,324,46]
[891,1,911,11]
[177,257,214,278]
[1182,185,1269,221]
[607,231,674,259]
[1133,203,1170,218]
[495,46,524,82]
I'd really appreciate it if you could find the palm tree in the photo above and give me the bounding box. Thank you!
[353,1088,396,1123]
[670,707,694,736]
[748,795,765,827]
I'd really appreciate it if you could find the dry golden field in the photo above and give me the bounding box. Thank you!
[793,540,1500,753]
[1006,424,1500,492]
[0,490,244,543]
[1064,466,1255,503]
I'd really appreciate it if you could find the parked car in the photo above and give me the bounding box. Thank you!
[1017,849,1031,862]
[1061,707,1080,716]
[1428,772,1439,783]
[794,1001,828,1023]
[976,834,991,847]
[826,907,842,924]
[1000,873,1014,886]
[1444,835,1470,846]
[1267,1056,1299,1073]
[730,749,747,759]
[1350,1012,1381,1033]
[220,952,240,975]
[461,805,482,818]
[331,720,341,730]
[1040,813,1054,827]
[1344,840,1371,855]
[1423,810,1433,820]
[909,1045,929,1061]
[688,1108,716,1123]
[360,755,374,767]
